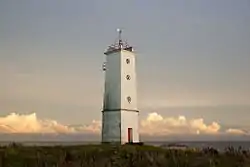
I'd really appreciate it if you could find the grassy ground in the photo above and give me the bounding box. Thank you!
[0,143,249,167]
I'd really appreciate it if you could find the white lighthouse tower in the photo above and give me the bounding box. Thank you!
[101,29,139,144]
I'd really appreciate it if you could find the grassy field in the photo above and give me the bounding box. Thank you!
[0,143,249,167]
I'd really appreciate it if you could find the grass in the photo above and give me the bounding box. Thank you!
[0,142,249,167]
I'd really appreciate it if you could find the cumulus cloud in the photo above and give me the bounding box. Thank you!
[0,113,100,134]
[0,112,247,136]
[226,128,246,135]
[140,112,221,135]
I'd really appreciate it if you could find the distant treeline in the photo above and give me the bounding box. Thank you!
[0,142,249,167]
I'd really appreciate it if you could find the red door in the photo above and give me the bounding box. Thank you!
[128,128,133,143]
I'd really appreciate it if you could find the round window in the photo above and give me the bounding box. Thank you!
[126,58,130,64]
[127,96,131,103]
[126,75,131,80]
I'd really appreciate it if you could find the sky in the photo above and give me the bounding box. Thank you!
[0,0,250,139]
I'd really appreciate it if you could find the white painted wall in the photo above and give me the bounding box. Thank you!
[103,52,121,110]
[101,111,121,142]
[120,50,138,110]
[120,110,139,144]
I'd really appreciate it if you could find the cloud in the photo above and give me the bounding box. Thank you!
[0,113,100,134]
[69,120,101,133]
[0,112,247,136]
[140,112,221,135]
[226,128,246,135]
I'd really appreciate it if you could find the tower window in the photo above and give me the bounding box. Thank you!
[126,58,130,64]
[127,96,131,103]
[126,75,131,80]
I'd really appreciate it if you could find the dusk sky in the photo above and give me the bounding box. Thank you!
[0,0,250,137]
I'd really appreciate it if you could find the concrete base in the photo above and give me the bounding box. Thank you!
[125,142,144,146]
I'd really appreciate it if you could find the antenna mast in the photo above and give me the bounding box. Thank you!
[117,28,123,49]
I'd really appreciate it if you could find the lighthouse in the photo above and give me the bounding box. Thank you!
[101,29,139,144]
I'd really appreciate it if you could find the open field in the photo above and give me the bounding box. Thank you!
[0,143,250,167]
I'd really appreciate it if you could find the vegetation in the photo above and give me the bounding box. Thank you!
[0,142,250,167]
